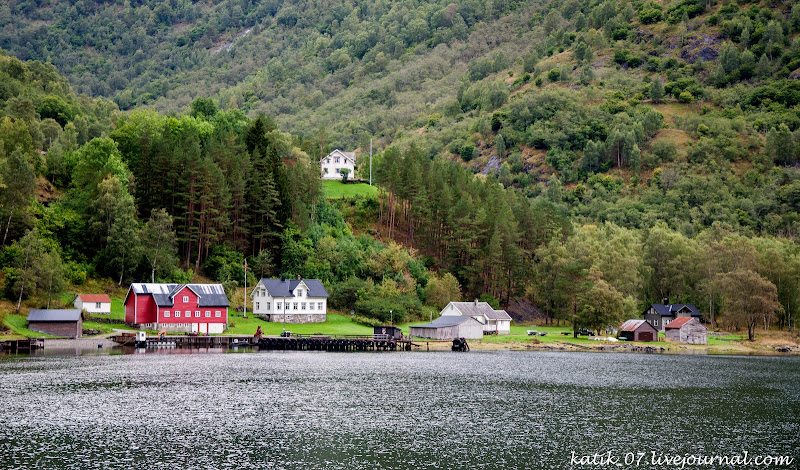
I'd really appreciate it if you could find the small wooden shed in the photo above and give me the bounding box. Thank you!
[665,317,707,345]
[409,316,484,340]
[27,309,83,338]
[374,325,403,340]
[618,319,658,342]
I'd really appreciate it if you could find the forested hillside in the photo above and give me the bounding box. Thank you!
[2,1,800,337]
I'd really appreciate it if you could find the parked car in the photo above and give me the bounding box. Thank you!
[577,328,595,336]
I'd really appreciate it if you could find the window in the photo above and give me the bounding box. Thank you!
[335,168,340,173]
[255,302,260,310]
[297,289,303,297]
[96,302,102,309]
[318,302,323,311]
[185,311,190,317]
[176,311,181,318]
[309,303,314,311]
[183,296,189,303]
[277,302,282,310]
[215,311,221,318]
[266,302,271,310]
[195,311,200,318]
[335,157,340,163]
[301,302,306,310]
[324,168,328,174]
[164,311,170,318]
[293,302,298,310]
[655,319,659,326]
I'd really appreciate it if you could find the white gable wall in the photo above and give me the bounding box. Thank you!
[321,149,356,180]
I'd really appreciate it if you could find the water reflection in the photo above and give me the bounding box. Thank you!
[0,351,797,469]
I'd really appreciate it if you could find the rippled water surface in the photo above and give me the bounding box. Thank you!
[1,350,798,469]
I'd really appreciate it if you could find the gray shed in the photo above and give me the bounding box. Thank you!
[409,315,484,340]
[664,317,707,344]
[27,309,83,338]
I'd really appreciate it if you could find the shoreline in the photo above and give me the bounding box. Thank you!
[19,335,799,357]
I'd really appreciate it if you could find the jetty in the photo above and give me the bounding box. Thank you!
[1,338,44,354]
[107,332,464,352]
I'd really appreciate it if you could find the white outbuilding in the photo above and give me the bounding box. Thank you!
[440,300,512,335]
[73,294,112,314]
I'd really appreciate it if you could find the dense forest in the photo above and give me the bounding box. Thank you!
[2,0,800,337]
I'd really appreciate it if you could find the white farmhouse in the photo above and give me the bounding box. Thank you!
[321,149,356,180]
[73,294,112,314]
[251,278,329,323]
[440,300,512,335]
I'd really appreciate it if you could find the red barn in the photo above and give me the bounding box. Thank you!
[124,283,229,334]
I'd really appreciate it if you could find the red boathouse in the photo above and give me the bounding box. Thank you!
[124,283,230,334]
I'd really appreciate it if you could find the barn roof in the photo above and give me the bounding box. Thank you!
[665,317,704,329]
[646,303,701,317]
[257,279,329,298]
[76,294,111,303]
[620,319,656,332]
[411,315,479,329]
[27,309,82,322]
[127,283,230,307]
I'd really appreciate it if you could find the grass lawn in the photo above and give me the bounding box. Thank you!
[226,312,374,336]
[3,314,56,338]
[323,180,378,199]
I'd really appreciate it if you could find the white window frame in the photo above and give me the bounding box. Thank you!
[255,302,260,310]
[266,302,271,310]
[176,311,181,318]
[215,311,221,318]
[277,302,282,310]
[205,311,211,318]
[195,311,200,318]
[293,302,298,310]
[183,296,189,303]
[318,302,323,311]
[301,302,306,310]
[164,311,170,318]
[96,302,102,309]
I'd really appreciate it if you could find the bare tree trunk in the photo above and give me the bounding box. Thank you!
[3,209,14,246]
[16,247,29,313]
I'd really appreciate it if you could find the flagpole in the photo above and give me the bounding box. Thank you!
[243,260,247,318]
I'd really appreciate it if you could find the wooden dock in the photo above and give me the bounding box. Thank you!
[109,333,469,352]
[1,338,44,354]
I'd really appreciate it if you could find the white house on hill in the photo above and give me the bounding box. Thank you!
[251,278,329,323]
[321,149,356,179]
[440,300,512,335]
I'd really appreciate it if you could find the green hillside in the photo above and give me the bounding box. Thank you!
[2,1,800,339]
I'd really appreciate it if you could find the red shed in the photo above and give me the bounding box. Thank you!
[124,283,229,334]
[618,319,658,342]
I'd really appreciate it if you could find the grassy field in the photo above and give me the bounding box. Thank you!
[226,312,375,336]
[323,180,378,199]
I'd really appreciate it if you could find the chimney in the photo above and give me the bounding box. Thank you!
[280,275,285,282]
[297,275,301,280]
[474,298,478,306]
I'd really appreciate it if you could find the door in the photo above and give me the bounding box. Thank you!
[639,332,653,342]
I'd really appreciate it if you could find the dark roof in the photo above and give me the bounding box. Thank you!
[27,309,82,322]
[665,317,705,330]
[411,316,479,329]
[127,283,229,307]
[258,279,329,298]
[620,319,657,332]
[646,304,701,317]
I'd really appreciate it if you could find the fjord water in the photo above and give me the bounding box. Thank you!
[0,351,797,469]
